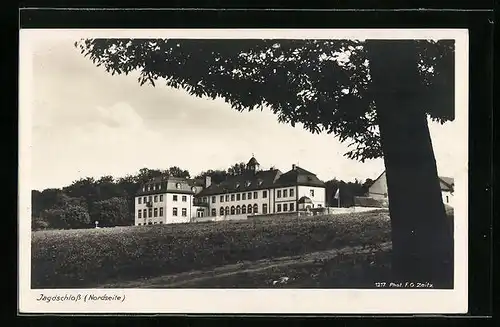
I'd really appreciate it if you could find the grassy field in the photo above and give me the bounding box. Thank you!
[31,210,394,288]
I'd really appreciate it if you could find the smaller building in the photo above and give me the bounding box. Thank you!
[367,171,454,207]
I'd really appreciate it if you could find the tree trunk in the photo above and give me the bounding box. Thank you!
[365,40,454,288]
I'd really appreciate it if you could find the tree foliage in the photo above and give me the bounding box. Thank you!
[76,38,454,161]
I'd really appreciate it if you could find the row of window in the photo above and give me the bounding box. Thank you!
[201,188,298,204]
[137,194,188,204]
[142,183,162,192]
[205,202,297,217]
[137,207,187,218]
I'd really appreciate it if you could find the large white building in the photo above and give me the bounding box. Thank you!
[134,156,326,225]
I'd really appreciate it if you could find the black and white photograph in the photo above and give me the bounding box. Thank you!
[19,29,468,314]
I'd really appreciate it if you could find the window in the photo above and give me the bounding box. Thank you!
[138,198,142,204]
[176,183,181,189]
[248,192,252,200]
[263,190,267,198]
[446,196,449,203]
[242,205,247,214]
[225,195,230,202]
[253,204,258,214]
[211,208,216,216]
[159,207,164,216]
[231,194,235,201]
[290,188,294,197]
[283,190,288,198]
[212,196,216,203]
[263,203,268,214]
[138,210,142,218]
[148,221,152,225]
[142,186,146,192]
[290,203,295,211]
[231,206,235,215]
[277,204,282,212]
[173,208,178,216]
[247,204,253,214]
[148,195,152,202]
[225,206,230,215]
[148,208,152,217]
[384,193,388,198]
[283,203,288,212]
[182,195,187,202]
[253,191,258,199]
[310,189,315,197]
[318,204,322,208]
[219,207,224,216]
[242,193,246,200]
[154,208,158,217]
[160,221,163,224]
[158,184,162,190]
[143,196,147,203]
[138,223,141,226]
[237,193,241,201]
[154,195,158,202]
[203,197,207,203]
[173,195,178,201]
[182,208,187,217]
[143,209,147,218]
[220,195,224,202]
[236,205,241,214]
[160,195,163,201]
[154,222,157,224]
[277,190,282,198]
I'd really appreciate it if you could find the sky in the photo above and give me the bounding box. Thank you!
[28,36,462,191]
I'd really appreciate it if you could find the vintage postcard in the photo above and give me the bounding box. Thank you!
[19,28,469,314]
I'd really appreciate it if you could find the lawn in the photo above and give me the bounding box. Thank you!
[31,210,393,288]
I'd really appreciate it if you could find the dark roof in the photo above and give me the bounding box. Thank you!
[196,169,282,196]
[439,177,454,192]
[298,196,312,204]
[136,176,196,196]
[354,196,386,208]
[274,166,325,188]
[196,165,325,197]
[247,156,260,167]
[187,178,205,187]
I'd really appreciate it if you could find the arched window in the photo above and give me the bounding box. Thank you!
[219,207,224,216]
[236,205,241,214]
[231,206,235,215]
[225,206,230,215]
[253,204,258,214]
[242,205,246,214]
[247,204,253,214]
[211,208,216,216]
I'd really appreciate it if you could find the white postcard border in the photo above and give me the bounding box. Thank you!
[18,28,469,314]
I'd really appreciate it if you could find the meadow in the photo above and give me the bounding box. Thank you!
[31,210,394,288]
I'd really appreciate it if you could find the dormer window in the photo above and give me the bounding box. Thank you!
[176,183,181,189]
[236,183,240,188]
[246,181,251,187]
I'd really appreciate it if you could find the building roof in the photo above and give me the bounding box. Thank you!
[196,169,282,196]
[196,165,325,197]
[136,176,196,196]
[274,166,325,188]
[247,156,260,167]
[439,177,454,192]
[370,170,454,192]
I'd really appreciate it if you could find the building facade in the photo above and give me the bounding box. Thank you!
[134,156,327,225]
[367,171,455,207]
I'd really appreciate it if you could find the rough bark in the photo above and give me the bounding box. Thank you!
[365,40,454,288]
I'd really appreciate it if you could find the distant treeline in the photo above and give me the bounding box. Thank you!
[31,163,374,231]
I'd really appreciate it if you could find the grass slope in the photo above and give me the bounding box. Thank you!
[32,210,392,288]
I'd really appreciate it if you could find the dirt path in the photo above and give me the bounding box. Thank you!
[100,242,392,288]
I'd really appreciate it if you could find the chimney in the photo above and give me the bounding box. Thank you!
[292,164,296,170]
[205,176,212,188]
